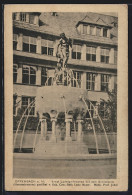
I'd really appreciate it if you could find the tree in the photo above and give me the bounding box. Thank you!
[99,86,117,132]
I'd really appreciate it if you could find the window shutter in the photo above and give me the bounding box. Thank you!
[101,48,109,56]
[30,66,37,71]
[48,40,53,48]
[86,46,91,54]
[23,36,29,43]
[92,47,96,54]
[72,45,76,52]
[106,49,109,56]
[101,48,105,55]
[83,25,87,34]
[30,37,36,45]
[29,15,34,24]
[76,45,81,52]
[23,65,30,71]
[41,39,47,47]
[96,27,101,36]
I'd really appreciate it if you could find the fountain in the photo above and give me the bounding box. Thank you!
[13,33,116,158]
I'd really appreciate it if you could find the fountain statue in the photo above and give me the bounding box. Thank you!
[52,33,73,85]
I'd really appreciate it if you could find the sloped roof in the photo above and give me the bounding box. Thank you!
[14,12,118,45]
[79,15,95,24]
[78,15,112,27]
[39,12,118,43]
[96,18,110,27]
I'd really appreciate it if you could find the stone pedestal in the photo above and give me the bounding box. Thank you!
[77,120,83,142]
[65,118,72,142]
[50,118,57,142]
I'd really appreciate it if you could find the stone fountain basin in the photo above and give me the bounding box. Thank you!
[36,86,88,114]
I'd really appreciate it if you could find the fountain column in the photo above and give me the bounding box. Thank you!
[77,120,83,142]
[40,118,47,138]
[65,118,72,142]
[50,118,57,142]
[94,102,99,118]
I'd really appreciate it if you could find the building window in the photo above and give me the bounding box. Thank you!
[72,44,81,60]
[22,65,36,85]
[13,34,18,50]
[101,74,109,92]
[13,64,18,83]
[41,67,48,86]
[41,39,54,56]
[21,97,35,116]
[103,28,108,37]
[20,13,26,22]
[86,46,96,61]
[23,36,37,53]
[86,73,96,91]
[96,27,101,36]
[13,95,17,116]
[114,49,117,64]
[101,48,109,64]
[71,71,81,88]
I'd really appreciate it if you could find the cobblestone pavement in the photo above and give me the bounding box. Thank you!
[13,158,116,179]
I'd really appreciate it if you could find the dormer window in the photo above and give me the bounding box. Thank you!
[77,15,111,38]
[103,28,108,37]
[20,13,26,22]
[13,12,40,26]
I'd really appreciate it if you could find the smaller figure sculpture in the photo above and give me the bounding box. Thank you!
[56,33,72,68]
[54,63,63,84]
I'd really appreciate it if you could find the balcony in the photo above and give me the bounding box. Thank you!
[13,50,117,71]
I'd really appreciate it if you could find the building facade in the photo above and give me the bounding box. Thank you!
[13,12,117,130]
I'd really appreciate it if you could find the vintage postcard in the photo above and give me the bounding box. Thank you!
[4,4,128,191]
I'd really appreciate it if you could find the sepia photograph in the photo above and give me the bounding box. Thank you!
[4,4,128,191]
